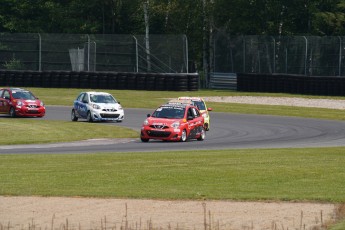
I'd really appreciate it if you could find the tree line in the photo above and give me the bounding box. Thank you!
[1,0,345,71]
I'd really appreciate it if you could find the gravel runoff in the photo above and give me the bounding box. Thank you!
[203,96,345,110]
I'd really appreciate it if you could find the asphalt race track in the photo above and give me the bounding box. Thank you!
[1,106,345,154]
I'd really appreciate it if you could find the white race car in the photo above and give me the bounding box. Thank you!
[71,91,124,122]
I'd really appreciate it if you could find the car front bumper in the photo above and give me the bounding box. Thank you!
[141,126,182,141]
[91,110,125,121]
[15,106,46,117]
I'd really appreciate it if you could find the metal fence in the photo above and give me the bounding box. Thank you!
[0,33,188,73]
[213,34,345,76]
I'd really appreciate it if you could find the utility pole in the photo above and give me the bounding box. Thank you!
[144,0,151,72]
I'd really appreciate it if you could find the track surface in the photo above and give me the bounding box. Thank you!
[1,106,345,154]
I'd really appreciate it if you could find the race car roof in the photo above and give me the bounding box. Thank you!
[167,99,194,105]
[86,91,111,95]
[160,103,188,109]
[178,96,203,101]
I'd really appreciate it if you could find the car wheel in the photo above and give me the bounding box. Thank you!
[180,129,187,142]
[9,107,16,118]
[86,111,93,122]
[204,123,209,131]
[197,127,206,141]
[141,137,149,142]
[71,109,78,121]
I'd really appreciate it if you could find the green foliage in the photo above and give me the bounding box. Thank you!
[2,56,24,70]
[1,0,345,65]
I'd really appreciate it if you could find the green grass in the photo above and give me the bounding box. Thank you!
[2,87,345,227]
[26,87,345,121]
[0,119,138,145]
[1,148,345,202]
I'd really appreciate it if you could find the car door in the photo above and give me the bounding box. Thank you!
[1,90,11,114]
[188,107,205,139]
[186,107,198,138]
[0,89,4,113]
[74,93,88,118]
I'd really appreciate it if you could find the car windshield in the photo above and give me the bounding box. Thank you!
[12,91,36,100]
[152,106,185,119]
[90,94,117,103]
[193,101,206,110]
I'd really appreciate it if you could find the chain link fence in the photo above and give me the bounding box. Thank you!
[214,34,345,76]
[0,33,188,73]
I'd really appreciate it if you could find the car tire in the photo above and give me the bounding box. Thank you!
[197,127,206,141]
[180,129,187,142]
[86,111,93,122]
[141,137,149,142]
[204,123,209,131]
[9,107,16,118]
[71,109,78,121]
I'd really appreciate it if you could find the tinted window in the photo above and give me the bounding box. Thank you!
[76,93,84,101]
[152,106,185,119]
[193,101,206,110]
[90,94,116,103]
[192,107,200,117]
[82,93,89,103]
[12,90,36,100]
[3,90,10,99]
[0,90,3,97]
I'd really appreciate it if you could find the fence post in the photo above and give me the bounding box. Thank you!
[338,36,342,76]
[303,36,308,75]
[38,33,42,71]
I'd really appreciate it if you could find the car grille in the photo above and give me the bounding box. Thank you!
[149,125,169,129]
[100,113,120,118]
[27,110,39,114]
[102,108,117,112]
[27,105,39,108]
[147,130,171,137]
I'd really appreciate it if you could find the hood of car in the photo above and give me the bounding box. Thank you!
[147,117,183,126]
[14,99,41,105]
[97,103,122,110]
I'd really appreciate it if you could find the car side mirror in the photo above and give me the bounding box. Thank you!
[147,114,151,117]
[207,108,212,111]
[4,96,10,100]
[82,99,88,103]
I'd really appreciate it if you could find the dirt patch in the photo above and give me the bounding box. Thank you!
[0,196,337,230]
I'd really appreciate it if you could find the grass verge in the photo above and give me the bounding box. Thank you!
[27,87,345,121]
[1,147,345,202]
[0,119,138,145]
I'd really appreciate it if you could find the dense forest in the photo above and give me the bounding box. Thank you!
[1,0,345,69]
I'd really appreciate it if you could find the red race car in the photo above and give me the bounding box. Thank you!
[0,88,46,117]
[140,102,205,142]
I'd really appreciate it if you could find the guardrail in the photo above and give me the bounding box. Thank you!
[237,73,345,96]
[209,72,237,90]
[0,70,199,91]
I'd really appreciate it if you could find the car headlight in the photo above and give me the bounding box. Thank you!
[143,119,149,126]
[171,121,180,128]
[40,101,44,107]
[17,101,23,107]
[92,104,101,109]
[202,113,208,118]
[118,105,123,110]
